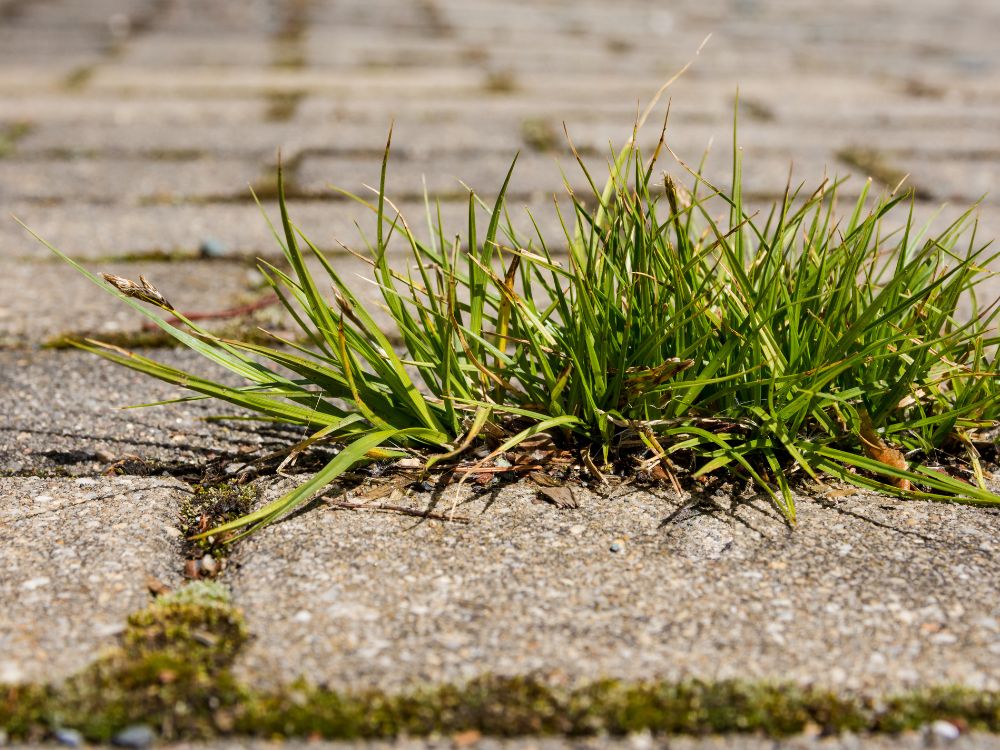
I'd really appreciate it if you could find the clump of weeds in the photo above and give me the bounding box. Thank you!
[27,94,1000,543]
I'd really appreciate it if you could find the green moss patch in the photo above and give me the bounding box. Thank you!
[836,146,932,199]
[0,120,34,158]
[2,582,999,743]
[1,582,246,743]
[181,483,259,576]
[235,679,999,740]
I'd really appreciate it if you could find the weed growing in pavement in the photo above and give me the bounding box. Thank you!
[31,106,1000,542]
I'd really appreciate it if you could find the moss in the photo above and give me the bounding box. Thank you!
[124,583,246,668]
[739,98,776,122]
[0,120,34,158]
[484,71,518,94]
[0,683,52,741]
[1,582,247,742]
[265,90,305,122]
[59,248,279,265]
[521,118,559,153]
[271,0,309,69]
[233,677,996,740]
[63,64,96,90]
[182,483,259,558]
[145,148,205,161]
[875,687,1000,733]
[2,590,998,744]
[836,146,932,199]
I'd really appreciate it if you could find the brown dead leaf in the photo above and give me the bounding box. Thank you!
[859,410,911,490]
[527,471,561,487]
[358,476,411,503]
[537,485,578,509]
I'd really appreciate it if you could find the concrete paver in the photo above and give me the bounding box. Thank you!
[0,258,268,347]
[1,0,999,735]
[0,349,268,477]
[0,476,186,684]
[230,479,1000,694]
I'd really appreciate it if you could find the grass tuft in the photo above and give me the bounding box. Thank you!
[32,111,1000,541]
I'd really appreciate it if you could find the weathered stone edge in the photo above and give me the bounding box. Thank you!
[2,581,998,744]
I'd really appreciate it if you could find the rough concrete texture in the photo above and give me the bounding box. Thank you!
[0,0,999,726]
[3,0,1000,348]
[0,476,186,685]
[0,258,271,347]
[231,479,1000,693]
[0,349,275,477]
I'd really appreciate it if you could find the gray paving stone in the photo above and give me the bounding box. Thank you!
[2,200,446,260]
[0,155,261,204]
[2,198,568,262]
[297,150,599,201]
[0,95,265,126]
[0,258,266,347]
[230,480,1000,693]
[14,116,526,160]
[120,33,275,68]
[2,0,1000,714]
[84,67,485,97]
[0,348,273,477]
[0,475,186,684]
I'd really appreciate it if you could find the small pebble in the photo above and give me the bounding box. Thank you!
[930,720,961,741]
[199,237,228,258]
[112,724,156,748]
[53,728,83,747]
[610,540,624,553]
[199,554,220,577]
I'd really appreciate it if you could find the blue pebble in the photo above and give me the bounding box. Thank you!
[53,728,84,747]
[112,724,157,748]
[199,237,228,258]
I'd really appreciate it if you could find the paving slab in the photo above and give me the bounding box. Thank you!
[0,258,267,347]
[0,95,266,126]
[0,475,186,684]
[13,117,527,161]
[0,348,268,476]
[230,480,1000,694]
[0,155,261,204]
[2,196,571,265]
[0,1,999,741]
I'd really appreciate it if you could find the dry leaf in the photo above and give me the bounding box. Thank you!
[858,409,911,490]
[537,485,578,509]
[527,470,561,487]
